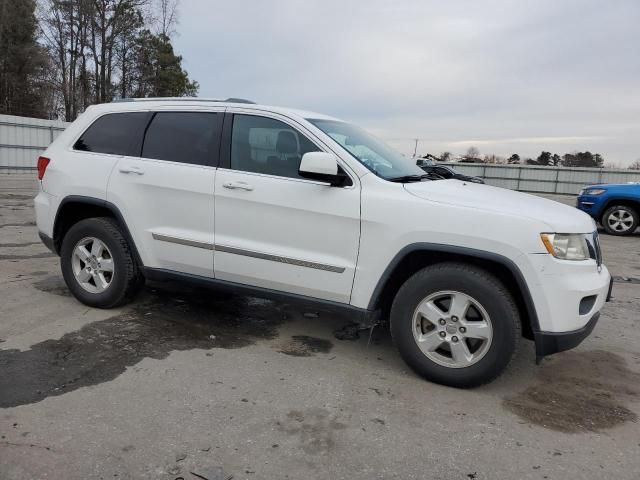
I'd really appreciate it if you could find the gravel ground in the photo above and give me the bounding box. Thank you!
[1,174,639,480]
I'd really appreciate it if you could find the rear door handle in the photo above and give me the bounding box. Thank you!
[223,181,253,191]
[119,166,144,175]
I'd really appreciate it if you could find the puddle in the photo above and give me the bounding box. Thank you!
[0,284,289,408]
[504,350,640,433]
[277,335,333,357]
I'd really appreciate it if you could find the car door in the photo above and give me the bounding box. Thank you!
[108,109,223,278]
[213,111,361,304]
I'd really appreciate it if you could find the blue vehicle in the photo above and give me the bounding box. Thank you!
[576,183,640,235]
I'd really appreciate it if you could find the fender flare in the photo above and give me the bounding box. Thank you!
[366,242,541,334]
[53,195,144,267]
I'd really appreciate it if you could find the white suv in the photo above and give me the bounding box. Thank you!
[34,98,612,387]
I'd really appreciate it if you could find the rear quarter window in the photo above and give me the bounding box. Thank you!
[73,112,150,156]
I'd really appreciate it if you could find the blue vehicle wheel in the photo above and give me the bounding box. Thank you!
[602,205,638,236]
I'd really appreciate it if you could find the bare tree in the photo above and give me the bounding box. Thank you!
[155,0,179,37]
[89,0,149,104]
[39,0,87,120]
[629,159,640,170]
[461,146,480,162]
[38,0,195,119]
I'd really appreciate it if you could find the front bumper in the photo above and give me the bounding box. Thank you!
[534,312,600,363]
[522,253,612,362]
[39,231,56,254]
[576,195,602,217]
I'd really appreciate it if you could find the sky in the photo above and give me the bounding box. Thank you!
[173,0,640,166]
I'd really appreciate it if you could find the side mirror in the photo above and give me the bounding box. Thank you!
[299,152,349,187]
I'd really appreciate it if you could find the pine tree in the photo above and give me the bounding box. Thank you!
[0,0,50,117]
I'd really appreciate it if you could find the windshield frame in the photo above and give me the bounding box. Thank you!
[306,118,426,181]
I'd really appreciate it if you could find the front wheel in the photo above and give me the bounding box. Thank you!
[601,205,638,236]
[390,262,520,388]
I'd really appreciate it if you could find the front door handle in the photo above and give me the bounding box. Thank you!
[223,181,253,191]
[119,166,144,175]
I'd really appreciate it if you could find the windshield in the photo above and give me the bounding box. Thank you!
[307,119,425,180]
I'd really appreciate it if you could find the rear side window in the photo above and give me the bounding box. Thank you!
[142,112,221,166]
[74,112,149,156]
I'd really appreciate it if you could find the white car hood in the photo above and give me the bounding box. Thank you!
[404,180,595,233]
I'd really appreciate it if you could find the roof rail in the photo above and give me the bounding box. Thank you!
[113,97,256,104]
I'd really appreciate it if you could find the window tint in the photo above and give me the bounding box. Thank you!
[74,112,149,156]
[230,114,320,179]
[142,112,220,166]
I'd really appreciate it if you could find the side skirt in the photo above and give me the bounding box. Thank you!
[142,267,378,327]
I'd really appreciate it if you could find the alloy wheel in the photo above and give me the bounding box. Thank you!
[71,236,114,293]
[412,290,493,368]
[607,209,634,233]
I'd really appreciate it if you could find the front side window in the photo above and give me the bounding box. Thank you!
[74,112,149,156]
[307,119,425,181]
[142,112,220,166]
[230,114,320,179]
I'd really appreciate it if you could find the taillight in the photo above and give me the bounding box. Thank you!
[37,156,50,180]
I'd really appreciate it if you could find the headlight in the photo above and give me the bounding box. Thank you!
[582,188,606,195]
[540,233,591,261]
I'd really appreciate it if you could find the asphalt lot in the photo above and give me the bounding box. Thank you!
[1,174,639,480]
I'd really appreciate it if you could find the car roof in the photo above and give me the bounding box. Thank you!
[89,98,340,122]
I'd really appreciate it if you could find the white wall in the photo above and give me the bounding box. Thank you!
[442,163,640,195]
[0,114,70,171]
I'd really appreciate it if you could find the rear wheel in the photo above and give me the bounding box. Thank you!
[60,217,144,308]
[601,205,638,236]
[390,262,520,388]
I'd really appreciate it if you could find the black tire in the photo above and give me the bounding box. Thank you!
[60,217,144,308]
[390,262,520,388]
[601,204,638,236]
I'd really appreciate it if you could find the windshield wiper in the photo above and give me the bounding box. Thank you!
[388,174,431,183]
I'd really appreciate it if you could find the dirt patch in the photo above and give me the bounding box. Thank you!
[28,270,49,276]
[277,335,333,357]
[0,242,41,247]
[504,350,640,433]
[0,283,289,408]
[613,276,640,285]
[0,194,33,201]
[333,322,364,341]
[33,275,71,296]
[0,252,55,260]
[0,221,36,228]
[276,408,346,454]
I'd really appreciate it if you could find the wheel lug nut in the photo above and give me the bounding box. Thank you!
[459,327,466,333]
[451,336,459,343]
[439,331,446,338]
[451,316,458,322]
[439,319,446,325]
